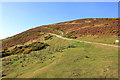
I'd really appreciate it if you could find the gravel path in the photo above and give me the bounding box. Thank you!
[50,33,120,48]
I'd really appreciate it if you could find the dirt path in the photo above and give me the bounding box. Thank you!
[49,33,120,48]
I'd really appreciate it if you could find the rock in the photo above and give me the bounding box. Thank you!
[115,40,119,43]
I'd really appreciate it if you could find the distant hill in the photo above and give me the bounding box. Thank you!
[2,18,119,49]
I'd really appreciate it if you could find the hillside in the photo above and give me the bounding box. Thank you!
[1,18,119,78]
[2,18,119,50]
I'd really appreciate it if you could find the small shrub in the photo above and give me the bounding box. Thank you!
[60,30,64,31]
[53,27,60,30]
[67,45,75,48]
[44,35,53,40]
[63,34,77,39]
[29,42,49,51]
[70,36,77,39]
[2,49,11,57]
[104,24,109,25]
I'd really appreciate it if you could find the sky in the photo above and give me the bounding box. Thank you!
[1,2,118,39]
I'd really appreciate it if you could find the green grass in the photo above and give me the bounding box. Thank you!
[77,35,118,45]
[2,36,118,78]
[33,42,118,78]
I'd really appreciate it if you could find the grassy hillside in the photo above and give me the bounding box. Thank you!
[2,36,118,78]
[1,18,119,78]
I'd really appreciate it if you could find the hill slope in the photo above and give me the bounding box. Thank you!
[2,36,118,78]
[1,18,119,78]
[2,18,119,49]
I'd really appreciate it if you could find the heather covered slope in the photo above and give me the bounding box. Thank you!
[46,18,119,36]
[2,18,119,49]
